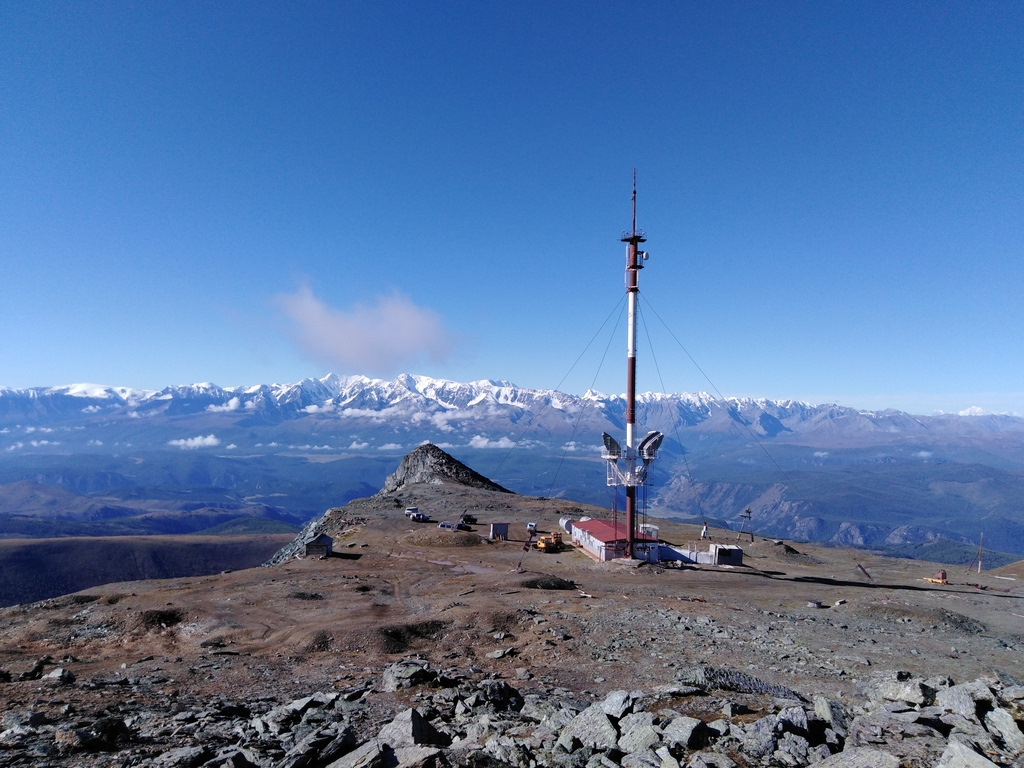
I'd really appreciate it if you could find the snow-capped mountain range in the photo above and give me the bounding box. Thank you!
[3,372,1021,443]
[3,374,1024,555]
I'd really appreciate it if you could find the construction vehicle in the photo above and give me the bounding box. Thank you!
[536,532,563,553]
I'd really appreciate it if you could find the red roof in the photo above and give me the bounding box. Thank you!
[572,519,657,544]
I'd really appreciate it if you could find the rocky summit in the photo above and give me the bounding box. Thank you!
[380,444,513,496]
[1,446,1023,767]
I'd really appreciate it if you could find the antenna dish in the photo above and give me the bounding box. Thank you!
[638,430,664,461]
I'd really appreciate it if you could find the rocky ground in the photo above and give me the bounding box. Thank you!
[1,471,1023,767]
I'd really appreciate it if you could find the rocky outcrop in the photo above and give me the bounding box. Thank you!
[264,444,511,566]
[262,509,365,566]
[379,444,512,495]
[4,657,1023,767]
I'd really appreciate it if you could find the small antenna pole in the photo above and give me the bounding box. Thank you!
[631,169,637,236]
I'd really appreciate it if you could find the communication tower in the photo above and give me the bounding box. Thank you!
[601,177,664,558]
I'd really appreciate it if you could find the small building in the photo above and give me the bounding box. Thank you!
[570,518,658,562]
[489,522,510,541]
[304,533,333,559]
[659,542,743,566]
[710,543,743,566]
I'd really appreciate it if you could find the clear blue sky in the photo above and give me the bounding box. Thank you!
[2,1,1022,415]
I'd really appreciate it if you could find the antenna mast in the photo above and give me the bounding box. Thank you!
[602,174,664,559]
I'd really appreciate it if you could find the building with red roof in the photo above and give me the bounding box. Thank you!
[570,518,658,562]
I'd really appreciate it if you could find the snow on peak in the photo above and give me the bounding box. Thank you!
[63,383,118,398]
[958,406,987,417]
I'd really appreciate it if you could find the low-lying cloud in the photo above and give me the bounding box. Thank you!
[469,435,515,449]
[207,397,241,413]
[274,284,455,375]
[168,434,221,450]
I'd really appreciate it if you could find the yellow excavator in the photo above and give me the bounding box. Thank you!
[536,532,563,553]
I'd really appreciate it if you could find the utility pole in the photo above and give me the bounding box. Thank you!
[737,507,754,543]
[969,532,984,574]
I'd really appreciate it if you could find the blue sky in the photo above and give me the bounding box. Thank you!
[2,1,1022,415]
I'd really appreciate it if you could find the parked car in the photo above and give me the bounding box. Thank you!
[438,521,470,531]
[409,512,431,522]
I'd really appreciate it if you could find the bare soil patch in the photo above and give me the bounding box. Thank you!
[401,529,488,547]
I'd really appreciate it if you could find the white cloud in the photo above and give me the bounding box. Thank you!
[303,403,336,414]
[88,439,104,446]
[341,406,401,423]
[207,397,241,412]
[429,413,456,433]
[348,441,369,450]
[168,434,221,449]
[226,444,237,450]
[378,442,403,450]
[813,451,829,458]
[914,450,933,459]
[469,435,515,449]
[6,442,23,451]
[273,284,455,375]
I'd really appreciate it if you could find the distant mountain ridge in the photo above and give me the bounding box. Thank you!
[3,373,1022,438]
[3,373,1024,555]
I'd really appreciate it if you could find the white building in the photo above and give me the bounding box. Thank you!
[570,519,659,562]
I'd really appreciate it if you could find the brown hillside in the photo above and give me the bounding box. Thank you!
[0,534,293,607]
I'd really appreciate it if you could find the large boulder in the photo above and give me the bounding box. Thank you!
[377,709,450,748]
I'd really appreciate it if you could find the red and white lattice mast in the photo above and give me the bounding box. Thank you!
[602,177,664,558]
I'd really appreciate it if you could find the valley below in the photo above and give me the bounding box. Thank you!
[0,534,294,608]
